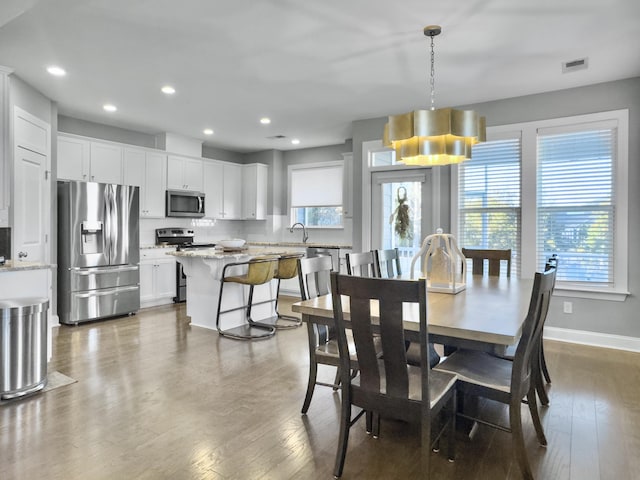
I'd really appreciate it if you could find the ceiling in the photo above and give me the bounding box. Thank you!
[1,0,639,154]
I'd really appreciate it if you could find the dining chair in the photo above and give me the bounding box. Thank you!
[461,248,512,277]
[373,247,441,369]
[215,256,280,340]
[373,248,402,278]
[330,273,457,478]
[434,266,557,480]
[497,254,559,406]
[345,251,376,277]
[298,255,360,414]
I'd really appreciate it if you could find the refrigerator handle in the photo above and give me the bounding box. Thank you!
[198,196,203,214]
[104,185,113,264]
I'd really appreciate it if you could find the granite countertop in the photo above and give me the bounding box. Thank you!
[167,247,305,260]
[0,261,54,272]
[248,241,351,249]
[140,245,178,249]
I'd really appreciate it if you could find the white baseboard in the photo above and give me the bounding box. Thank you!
[544,326,640,353]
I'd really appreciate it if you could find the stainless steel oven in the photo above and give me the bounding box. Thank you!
[155,228,216,303]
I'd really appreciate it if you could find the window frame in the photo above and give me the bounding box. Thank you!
[452,109,629,301]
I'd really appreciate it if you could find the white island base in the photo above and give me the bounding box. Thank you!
[171,249,286,332]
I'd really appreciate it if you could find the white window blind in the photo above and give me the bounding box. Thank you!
[537,123,616,285]
[458,137,521,274]
[290,163,343,207]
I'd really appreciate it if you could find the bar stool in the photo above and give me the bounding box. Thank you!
[272,252,305,329]
[216,256,279,340]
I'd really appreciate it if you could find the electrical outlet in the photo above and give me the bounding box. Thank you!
[563,301,573,314]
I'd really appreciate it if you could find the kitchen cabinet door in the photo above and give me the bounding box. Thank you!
[242,163,267,220]
[139,260,155,303]
[58,135,90,181]
[167,155,203,192]
[154,259,177,299]
[140,249,176,307]
[144,152,167,217]
[203,161,223,219]
[90,142,123,184]
[223,163,242,219]
[123,148,145,187]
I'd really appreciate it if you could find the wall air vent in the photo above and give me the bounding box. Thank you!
[562,57,588,73]
[267,135,286,139]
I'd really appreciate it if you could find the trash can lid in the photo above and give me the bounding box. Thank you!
[0,297,49,318]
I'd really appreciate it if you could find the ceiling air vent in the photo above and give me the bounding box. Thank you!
[562,57,588,73]
[267,135,286,140]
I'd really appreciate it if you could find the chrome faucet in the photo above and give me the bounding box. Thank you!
[289,222,309,243]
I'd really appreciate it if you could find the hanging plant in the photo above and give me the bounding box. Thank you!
[389,186,412,240]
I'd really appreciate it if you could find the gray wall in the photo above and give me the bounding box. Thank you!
[58,115,157,148]
[202,145,245,164]
[350,77,640,339]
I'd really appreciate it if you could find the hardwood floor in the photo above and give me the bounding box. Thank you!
[1,300,639,479]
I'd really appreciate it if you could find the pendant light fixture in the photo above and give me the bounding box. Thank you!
[383,25,486,166]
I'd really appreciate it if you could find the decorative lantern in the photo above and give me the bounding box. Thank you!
[410,229,466,294]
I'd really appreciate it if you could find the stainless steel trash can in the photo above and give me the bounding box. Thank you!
[0,297,49,400]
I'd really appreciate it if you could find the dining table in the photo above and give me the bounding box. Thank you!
[291,273,534,353]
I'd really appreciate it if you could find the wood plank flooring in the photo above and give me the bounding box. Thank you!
[1,300,639,479]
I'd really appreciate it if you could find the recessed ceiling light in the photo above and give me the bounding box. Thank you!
[161,85,176,95]
[260,117,271,125]
[103,104,117,112]
[203,128,214,135]
[291,138,300,145]
[47,65,66,77]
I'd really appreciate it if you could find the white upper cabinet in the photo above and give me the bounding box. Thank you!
[203,161,242,220]
[89,142,123,184]
[58,135,123,184]
[124,148,167,218]
[242,163,267,220]
[167,155,203,192]
[57,135,90,181]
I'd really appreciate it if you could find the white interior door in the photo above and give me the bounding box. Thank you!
[13,146,46,262]
[371,169,433,276]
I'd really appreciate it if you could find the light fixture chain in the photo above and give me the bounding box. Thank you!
[429,33,436,111]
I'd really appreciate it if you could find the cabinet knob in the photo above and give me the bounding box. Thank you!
[18,251,28,258]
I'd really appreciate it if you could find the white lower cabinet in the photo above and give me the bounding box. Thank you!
[139,249,176,307]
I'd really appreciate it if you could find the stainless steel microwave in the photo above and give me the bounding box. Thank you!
[166,190,205,218]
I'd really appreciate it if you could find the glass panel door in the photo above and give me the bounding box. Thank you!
[371,169,433,276]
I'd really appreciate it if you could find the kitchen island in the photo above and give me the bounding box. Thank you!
[167,247,301,332]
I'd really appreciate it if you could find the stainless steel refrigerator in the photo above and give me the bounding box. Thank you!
[57,181,140,325]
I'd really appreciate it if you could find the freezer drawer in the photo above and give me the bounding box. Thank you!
[61,285,140,325]
[69,265,139,292]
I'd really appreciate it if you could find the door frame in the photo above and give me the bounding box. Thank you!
[361,139,442,253]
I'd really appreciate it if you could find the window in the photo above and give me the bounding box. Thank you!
[454,110,628,300]
[458,135,521,274]
[537,123,617,285]
[289,161,343,228]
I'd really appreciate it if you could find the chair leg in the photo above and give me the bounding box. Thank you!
[527,389,547,446]
[274,279,302,329]
[540,342,552,384]
[372,412,380,438]
[333,390,352,478]
[447,389,456,462]
[332,368,341,391]
[366,411,373,434]
[301,358,318,414]
[510,398,535,480]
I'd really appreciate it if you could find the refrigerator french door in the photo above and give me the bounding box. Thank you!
[57,181,140,325]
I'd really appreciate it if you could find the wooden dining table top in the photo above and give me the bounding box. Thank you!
[291,274,534,349]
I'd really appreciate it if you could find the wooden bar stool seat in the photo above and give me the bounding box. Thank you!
[216,255,279,340]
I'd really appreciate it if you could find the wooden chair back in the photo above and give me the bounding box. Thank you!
[511,266,556,398]
[330,273,430,418]
[298,255,335,344]
[462,248,511,277]
[374,248,402,278]
[346,251,376,277]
